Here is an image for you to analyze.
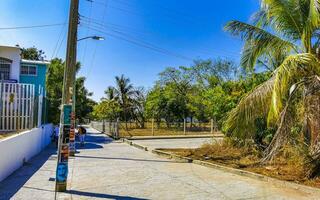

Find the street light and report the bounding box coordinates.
[77,35,105,41]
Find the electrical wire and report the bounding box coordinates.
[0,23,65,30]
[51,21,68,59]
[95,0,207,26]
[81,23,193,61]
[53,29,67,59]
[81,21,240,60]
[85,0,109,79]
[90,0,198,27]
[80,15,240,59]
[113,0,206,25]
[80,0,94,66]
[81,0,241,64]
[81,16,154,37]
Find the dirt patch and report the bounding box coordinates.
[159,142,320,188]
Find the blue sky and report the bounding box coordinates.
[0,0,259,101]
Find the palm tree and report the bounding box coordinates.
[113,75,137,129]
[224,0,320,177]
[104,86,116,100]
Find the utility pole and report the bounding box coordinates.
[55,0,79,192]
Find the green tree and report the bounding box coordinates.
[224,0,320,175]
[92,99,121,121]
[109,75,137,129]
[145,85,167,127]
[20,46,45,60]
[75,77,96,123]
[46,58,94,124]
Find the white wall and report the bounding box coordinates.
[0,46,21,81]
[0,124,53,182]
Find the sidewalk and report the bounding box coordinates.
[1,128,320,199]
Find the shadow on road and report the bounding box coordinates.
[84,134,113,144]
[76,142,104,150]
[0,144,56,199]
[67,190,149,200]
[75,133,113,150]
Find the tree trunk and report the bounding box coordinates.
[304,78,320,178]
[260,103,292,163]
[156,119,160,129]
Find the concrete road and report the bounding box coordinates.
[1,128,320,200]
[131,137,218,150]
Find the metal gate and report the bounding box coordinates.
[0,83,35,131]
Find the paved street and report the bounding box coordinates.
[1,127,320,200]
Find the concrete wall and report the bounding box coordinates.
[0,46,21,81]
[0,124,53,182]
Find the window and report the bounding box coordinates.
[21,64,37,76]
[0,58,11,80]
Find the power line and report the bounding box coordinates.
[51,21,68,59]
[80,16,240,59]
[81,16,154,37]
[90,0,198,28]
[81,23,193,61]
[114,0,205,25]
[0,23,66,30]
[81,21,240,60]
[85,0,109,79]
[80,0,94,65]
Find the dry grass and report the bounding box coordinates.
[118,121,214,137]
[119,128,214,137]
[160,141,320,188]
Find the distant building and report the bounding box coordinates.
[0,45,49,95]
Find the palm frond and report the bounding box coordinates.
[268,53,320,125]
[301,0,320,52]
[308,0,320,27]
[224,21,296,71]
[250,9,269,28]
[224,76,275,138]
[262,0,304,39]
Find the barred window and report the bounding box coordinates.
[0,58,11,80]
[21,64,37,76]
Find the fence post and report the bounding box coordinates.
[184,118,186,135]
[37,86,43,127]
[102,119,105,133]
[116,119,119,139]
[210,118,214,134]
[152,118,154,136]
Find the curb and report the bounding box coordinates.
[123,139,320,194]
[152,149,193,163]
[126,135,224,140]
[123,139,148,151]
[192,160,320,193]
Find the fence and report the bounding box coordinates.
[91,120,119,139]
[91,119,220,138]
[0,83,45,132]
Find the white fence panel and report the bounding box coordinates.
[0,83,35,131]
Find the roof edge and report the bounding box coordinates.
[21,59,50,65]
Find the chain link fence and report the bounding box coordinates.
[91,119,221,138]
